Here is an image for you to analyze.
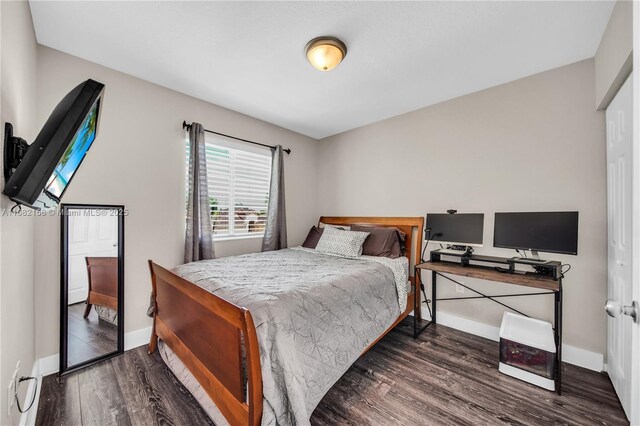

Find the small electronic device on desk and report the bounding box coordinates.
[507,258,563,279]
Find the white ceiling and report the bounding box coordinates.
[29,1,614,139]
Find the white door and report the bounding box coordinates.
[67,210,118,305]
[605,74,638,421]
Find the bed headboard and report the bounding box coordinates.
[318,216,424,277]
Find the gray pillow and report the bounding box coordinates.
[351,224,406,258]
[315,227,369,258]
[302,226,324,249]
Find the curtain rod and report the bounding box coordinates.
[182,121,291,155]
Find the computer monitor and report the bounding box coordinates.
[426,213,484,247]
[493,212,579,256]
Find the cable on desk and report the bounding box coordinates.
[560,264,571,278]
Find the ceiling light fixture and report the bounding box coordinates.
[305,36,347,72]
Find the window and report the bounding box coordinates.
[186,137,272,239]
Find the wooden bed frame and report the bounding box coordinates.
[83,257,119,318]
[148,216,424,426]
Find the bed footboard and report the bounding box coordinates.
[148,260,262,426]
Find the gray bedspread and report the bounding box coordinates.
[169,248,406,426]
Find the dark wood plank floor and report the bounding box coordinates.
[36,319,628,425]
[67,303,118,366]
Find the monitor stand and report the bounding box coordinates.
[513,250,549,265]
[530,250,543,261]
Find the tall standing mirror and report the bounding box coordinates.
[60,204,124,374]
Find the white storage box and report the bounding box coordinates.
[499,312,556,391]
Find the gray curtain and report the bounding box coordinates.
[185,122,215,263]
[261,145,287,251]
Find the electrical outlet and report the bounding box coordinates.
[7,361,20,417]
[455,284,465,294]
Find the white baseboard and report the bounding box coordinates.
[38,354,59,377]
[412,306,605,372]
[125,326,152,351]
[561,344,605,373]
[436,311,500,342]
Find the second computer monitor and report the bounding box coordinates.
[493,211,579,255]
[426,213,484,247]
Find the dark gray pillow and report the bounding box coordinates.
[302,226,324,249]
[351,224,405,258]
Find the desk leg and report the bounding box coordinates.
[416,273,422,322]
[413,268,433,339]
[555,280,563,395]
[432,271,437,324]
[413,267,418,338]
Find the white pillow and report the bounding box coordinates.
[318,222,351,231]
[315,227,369,258]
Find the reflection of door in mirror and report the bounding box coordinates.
[62,205,124,373]
[68,211,118,304]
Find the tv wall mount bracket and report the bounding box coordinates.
[4,123,30,181]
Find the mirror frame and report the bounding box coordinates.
[60,203,125,375]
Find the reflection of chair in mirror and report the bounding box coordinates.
[83,257,118,324]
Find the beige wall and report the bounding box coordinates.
[34,46,319,358]
[595,0,633,110]
[317,59,607,356]
[0,1,37,424]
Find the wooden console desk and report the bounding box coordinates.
[414,261,563,394]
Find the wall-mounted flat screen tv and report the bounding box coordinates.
[3,79,105,210]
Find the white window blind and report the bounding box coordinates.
[186,138,272,239]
